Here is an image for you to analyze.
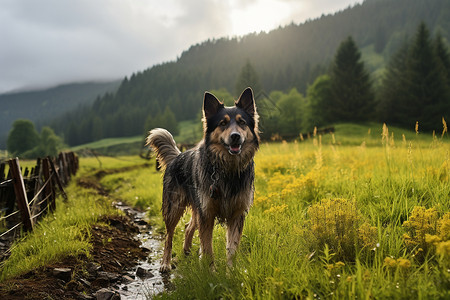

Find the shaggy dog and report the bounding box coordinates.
[146,87,259,272]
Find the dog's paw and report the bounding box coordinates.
[159,263,172,273]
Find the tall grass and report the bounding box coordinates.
[155,125,449,299]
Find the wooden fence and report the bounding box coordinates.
[0,152,78,239]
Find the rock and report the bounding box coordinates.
[52,267,72,282]
[140,246,152,253]
[94,288,121,300]
[75,291,95,300]
[122,275,134,282]
[136,267,155,279]
[87,262,102,274]
[79,278,92,287]
[134,218,148,226]
[97,271,121,283]
[135,266,147,278]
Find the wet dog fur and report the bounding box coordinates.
[146,87,259,272]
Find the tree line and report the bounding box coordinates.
[42,0,450,146]
[6,119,64,158]
[8,21,449,155]
[259,22,449,137]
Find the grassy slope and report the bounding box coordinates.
[70,120,203,156]
[70,121,437,154]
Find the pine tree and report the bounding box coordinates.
[434,31,450,86]
[330,36,375,122]
[378,39,410,125]
[406,22,449,131]
[235,60,262,97]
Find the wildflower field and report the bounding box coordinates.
[1,123,448,299]
[148,123,450,299]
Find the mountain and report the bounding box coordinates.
[0,81,120,148]
[48,0,450,145]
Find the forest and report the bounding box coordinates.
[35,0,450,146]
[0,81,120,148]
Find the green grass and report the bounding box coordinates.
[0,183,117,281]
[0,155,149,281]
[319,122,439,147]
[69,120,203,156]
[71,136,143,152]
[154,125,449,299]
[1,123,449,299]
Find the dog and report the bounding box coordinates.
[146,87,259,273]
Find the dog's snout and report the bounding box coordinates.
[230,132,241,143]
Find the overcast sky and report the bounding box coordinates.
[0,0,361,94]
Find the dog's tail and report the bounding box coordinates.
[146,128,181,169]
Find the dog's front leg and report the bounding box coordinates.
[198,214,215,265]
[226,214,245,267]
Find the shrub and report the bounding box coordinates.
[306,198,377,261]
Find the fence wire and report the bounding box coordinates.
[28,172,54,207]
[0,222,22,239]
[0,210,19,221]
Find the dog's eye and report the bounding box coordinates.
[219,120,228,127]
[238,119,246,126]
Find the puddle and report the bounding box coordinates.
[113,202,173,299]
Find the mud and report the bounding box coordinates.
[0,164,170,299]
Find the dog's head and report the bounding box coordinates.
[202,87,259,166]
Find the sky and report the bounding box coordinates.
[0,0,361,94]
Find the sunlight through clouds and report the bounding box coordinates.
[0,0,360,93]
[229,0,296,35]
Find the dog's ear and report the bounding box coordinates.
[203,92,223,119]
[235,87,255,116]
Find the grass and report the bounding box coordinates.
[0,123,448,299]
[71,136,143,152]
[0,155,149,281]
[153,124,449,299]
[0,183,116,281]
[70,120,203,155]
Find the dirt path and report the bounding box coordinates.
[0,165,166,300]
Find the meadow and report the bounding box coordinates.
[103,123,450,299]
[0,123,449,299]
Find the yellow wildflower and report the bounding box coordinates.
[397,258,411,269]
[384,257,397,268]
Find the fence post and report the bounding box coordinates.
[48,157,68,201]
[42,158,56,212]
[8,158,33,231]
[0,163,5,181]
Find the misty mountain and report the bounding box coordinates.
[0,81,120,148]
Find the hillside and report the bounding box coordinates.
[0,80,120,148]
[48,0,450,146]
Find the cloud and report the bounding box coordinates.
[0,0,359,93]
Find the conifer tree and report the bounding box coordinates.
[405,22,449,131]
[235,60,262,97]
[330,36,375,122]
[434,31,450,86]
[378,39,410,124]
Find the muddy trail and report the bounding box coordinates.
[0,165,171,300]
